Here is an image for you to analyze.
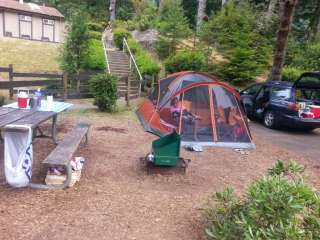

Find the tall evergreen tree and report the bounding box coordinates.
[158,0,191,55]
[60,10,89,91]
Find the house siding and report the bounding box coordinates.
[0,11,3,38]
[4,11,19,37]
[0,9,64,43]
[32,16,42,40]
[54,19,65,43]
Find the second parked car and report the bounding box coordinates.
[240,72,320,130]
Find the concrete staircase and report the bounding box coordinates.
[106,49,140,100]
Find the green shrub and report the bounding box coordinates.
[84,39,106,70]
[205,160,320,240]
[220,47,261,85]
[117,6,134,21]
[88,22,104,32]
[155,37,171,60]
[127,38,142,54]
[88,31,102,40]
[126,20,138,31]
[288,41,320,71]
[89,73,118,112]
[0,95,5,106]
[113,28,132,50]
[136,51,161,76]
[164,50,206,73]
[137,15,152,31]
[281,66,305,81]
[126,37,161,76]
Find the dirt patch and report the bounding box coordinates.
[96,126,128,134]
[0,109,318,240]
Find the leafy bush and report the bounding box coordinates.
[155,37,171,60]
[84,39,106,70]
[0,95,5,106]
[117,7,134,21]
[126,37,161,76]
[164,50,206,73]
[220,47,262,85]
[205,160,320,240]
[281,66,305,81]
[88,22,104,32]
[136,52,161,76]
[113,28,132,49]
[88,30,102,40]
[89,73,118,112]
[288,41,320,72]
[127,38,141,54]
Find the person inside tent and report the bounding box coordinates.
[228,106,249,142]
[213,86,242,141]
[170,97,201,140]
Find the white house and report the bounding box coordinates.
[0,0,65,43]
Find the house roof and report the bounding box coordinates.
[0,0,64,19]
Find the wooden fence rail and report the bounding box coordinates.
[0,64,102,99]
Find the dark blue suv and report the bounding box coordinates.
[240,72,320,130]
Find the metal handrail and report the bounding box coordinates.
[102,31,111,73]
[122,37,143,95]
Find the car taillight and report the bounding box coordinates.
[301,112,315,119]
[288,102,299,111]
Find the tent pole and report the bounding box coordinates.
[209,86,218,142]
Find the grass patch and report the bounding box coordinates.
[0,38,61,73]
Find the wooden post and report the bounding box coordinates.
[126,76,130,107]
[63,72,68,100]
[8,64,13,100]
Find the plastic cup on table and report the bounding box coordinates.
[47,96,53,111]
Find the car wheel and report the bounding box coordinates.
[264,111,278,129]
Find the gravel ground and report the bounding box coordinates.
[0,106,319,240]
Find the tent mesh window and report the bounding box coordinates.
[212,86,251,143]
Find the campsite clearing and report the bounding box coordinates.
[0,101,319,240]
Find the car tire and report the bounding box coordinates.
[264,110,278,129]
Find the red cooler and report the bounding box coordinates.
[310,106,320,118]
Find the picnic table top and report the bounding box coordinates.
[3,101,73,113]
[0,107,57,129]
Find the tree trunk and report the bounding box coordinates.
[266,0,278,21]
[221,0,227,7]
[270,0,298,81]
[196,0,207,31]
[109,0,116,22]
[76,72,80,93]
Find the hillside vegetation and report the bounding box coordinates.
[0,38,61,73]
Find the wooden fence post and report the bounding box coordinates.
[8,64,13,100]
[63,72,68,100]
[126,76,130,107]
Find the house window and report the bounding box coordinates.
[43,19,54,25]
[19,15,32,22]
[21,35,31,40]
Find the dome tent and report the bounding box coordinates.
[137,71,255,149]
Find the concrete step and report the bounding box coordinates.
[110,69,130,73]
[108,65,130,71]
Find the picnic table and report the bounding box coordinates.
[0,101,73,144]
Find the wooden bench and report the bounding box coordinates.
[32,123,90,189]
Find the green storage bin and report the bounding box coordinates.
[152,131,181,166]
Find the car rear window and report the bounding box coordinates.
[271,87,291,100]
